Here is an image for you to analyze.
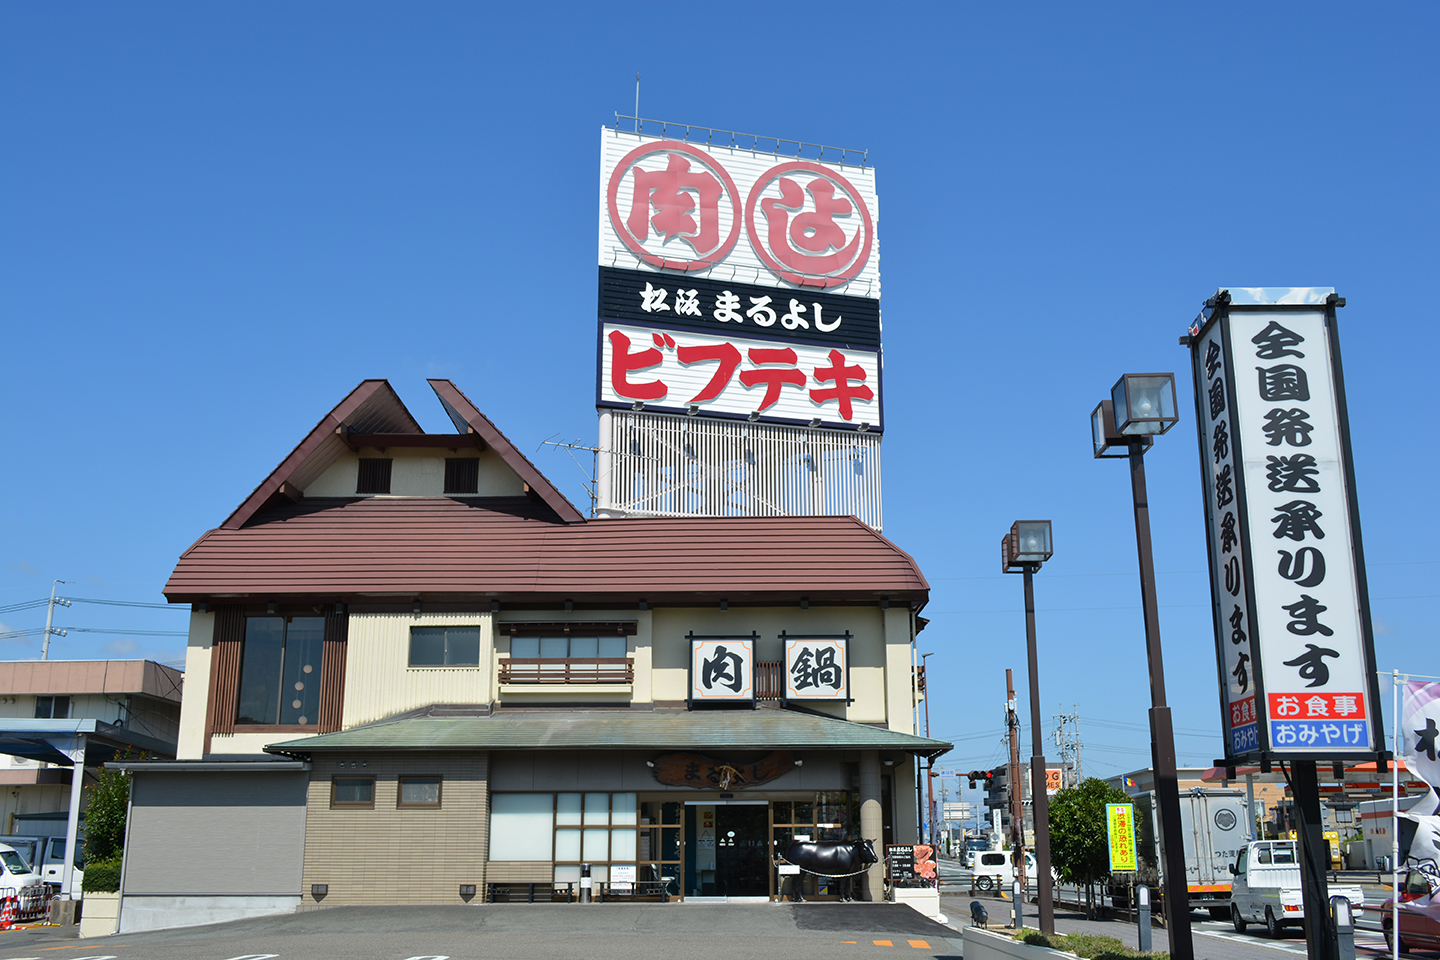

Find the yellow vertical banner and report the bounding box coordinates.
[1106,803,1137,872]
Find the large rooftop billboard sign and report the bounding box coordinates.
[599,129,880,299]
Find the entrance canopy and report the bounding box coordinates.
[0,719,176,767]
[265,708,951,759]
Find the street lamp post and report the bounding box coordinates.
[1092,374,1194,960]
[1003,520,1055,936]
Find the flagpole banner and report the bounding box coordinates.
[1402,681,1440,792]
[1190,291,1383,760]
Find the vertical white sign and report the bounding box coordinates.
[1193,319,1260,757]
[1221,308,1375,753]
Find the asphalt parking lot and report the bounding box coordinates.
[0,902,965,960]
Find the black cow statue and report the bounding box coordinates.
[781,838,878,902]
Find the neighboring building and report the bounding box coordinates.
[0,659,181,895]
[0,660,182,834]
[980,761,1070,844]
[116,379,948,931]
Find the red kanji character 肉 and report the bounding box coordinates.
[739,347,806,412]
[628,154,723,256]
[676,342,742,404]
[608,330,667,401]
[810,349,873,420]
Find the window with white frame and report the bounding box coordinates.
[487,791,638,886]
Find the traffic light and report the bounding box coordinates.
[965,769,995,789]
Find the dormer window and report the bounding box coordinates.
[356,458,393,494]
[444,458,480,495]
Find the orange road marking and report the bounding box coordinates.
[908,941,931,949]
[842,941,858,944]
[873,940,894,947]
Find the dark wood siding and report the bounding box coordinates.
[318,606,348,733]
[205,605,245,744]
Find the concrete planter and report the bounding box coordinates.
[78,890,119,938]
[890,885,943,920]
[963,926,1078,960]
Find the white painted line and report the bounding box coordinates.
[223,955,279,960]
[1195,930,1308,955]
[401,956,451,960]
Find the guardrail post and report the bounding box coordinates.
[1013,879,1023,930]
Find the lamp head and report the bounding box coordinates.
[1110,373,1179,437]
[1002,520,1053,572]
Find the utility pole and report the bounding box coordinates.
[1053,705,1084,786]
[923,652,935,846]
[1006,669,1025,889]
[41,580,69,661]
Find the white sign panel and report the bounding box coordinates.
[609,864,637,884]
[784,637,849,701]
[1196,302,1379,757]
[690,637,754,703]
[1192,319,1261,757]
[600,322,880,429]
[600,129,880,299]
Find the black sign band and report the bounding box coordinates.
[599,266,881,352]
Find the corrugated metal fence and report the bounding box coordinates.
[598,411,882,530]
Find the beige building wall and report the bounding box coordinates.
[343,612,495,727]
[177,610,215,760]
[304,448,524,499]
[300,752,488,906]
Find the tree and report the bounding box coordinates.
[84,758,133,863]
[1048,777,1133,917]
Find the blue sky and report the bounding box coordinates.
[3,3,1436,810]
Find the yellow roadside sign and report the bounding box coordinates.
[1106,803,1137,872]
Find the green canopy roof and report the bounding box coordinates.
[265,709,951,757]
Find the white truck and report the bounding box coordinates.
[1228,839,1364,937]
[1107,788,1248,919]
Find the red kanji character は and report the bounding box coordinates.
[760,177,863,276]
[810,349,874,421]
[628,154,723,257]
[676,342,742,404]
[608,330,667,401]
[739,347,806,412]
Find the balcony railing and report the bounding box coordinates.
[757,660,784,700]
[499,657,634,685]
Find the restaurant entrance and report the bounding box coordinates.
[683,801,770,900]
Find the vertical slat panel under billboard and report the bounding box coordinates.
[599,411,881,530]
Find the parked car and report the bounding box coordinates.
[1379,869,1440,954]
[0,842,50,915]
[1229,839,1364,937]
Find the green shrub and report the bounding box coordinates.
[81,856,121,893]
[1008,927,1169,960]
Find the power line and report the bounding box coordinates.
[66,628,187,637]
[0,599,47,615]
[68,598,181,611]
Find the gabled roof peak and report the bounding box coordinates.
[221,379,583,530]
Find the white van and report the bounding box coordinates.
[970,849,1038,891]
[1229,839,1363,937]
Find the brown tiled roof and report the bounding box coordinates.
[163,496,928,604]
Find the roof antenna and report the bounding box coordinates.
[634,73,640,133]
